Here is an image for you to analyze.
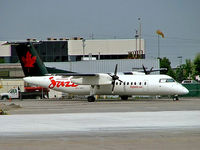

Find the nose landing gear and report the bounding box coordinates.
[173,95,179,101]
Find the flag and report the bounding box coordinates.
[156,30,164,38]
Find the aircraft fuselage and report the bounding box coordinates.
[23,74,189,96]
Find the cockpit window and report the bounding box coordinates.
[159,78,175,83]
[166,79,175,82]
[159,79,166,83]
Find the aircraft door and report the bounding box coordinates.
[143,79,150,94]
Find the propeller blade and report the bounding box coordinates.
[142,64,148,75]
[111,81,115,93]
[114,64,118,75]
[112,64,119,93]
[118,79,123,83]
[149,67,154,74]
[110,64,123,93]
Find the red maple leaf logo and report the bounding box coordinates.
[22,51,36,68]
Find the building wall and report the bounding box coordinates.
[0,63,24,78]
[0,41,11,57]
[68,39,145,55]
[0,79,24,93]
[1,39,145,62]
[45,59,159,74]
[0,41,11,63]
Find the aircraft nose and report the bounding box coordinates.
[178,86,189,95]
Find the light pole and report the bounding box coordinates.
[138,18,142,54]
[135,30,139,58]
[82,39,86,60]
[177,56,182,67]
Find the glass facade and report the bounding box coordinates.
[10,41,68,63]
[8,39,145,63]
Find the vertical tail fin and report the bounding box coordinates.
[14,42,48,76]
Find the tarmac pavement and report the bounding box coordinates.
[0,98,200,150]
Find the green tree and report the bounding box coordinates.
[160,57,175,79]
[193,53,200,77]
[160,57,171,74]
[175,66,185,82]
[167,68,176,79]
[182,59,193,79]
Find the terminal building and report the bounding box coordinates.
[0,37,158,79]
[0,38,145,63]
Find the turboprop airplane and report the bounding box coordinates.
[4,42,189,102]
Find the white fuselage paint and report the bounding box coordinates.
[23,74,189,96]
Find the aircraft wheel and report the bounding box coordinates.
[87,96,95,102]
[173,96,179,101]
[120,96,128,100]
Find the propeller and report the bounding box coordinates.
[109,64,123,93]
[142,65,153,75]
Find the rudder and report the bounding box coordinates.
[15,42,48,76]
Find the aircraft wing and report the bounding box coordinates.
[134,68,167,74]
[147,68,167,72]
[57,73,97,76]
[57,73,112,85]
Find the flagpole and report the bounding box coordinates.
[156,30,164,59]
[158,34,160,59]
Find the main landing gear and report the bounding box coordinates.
[88,85,96,102]
[120,96,128,100]
[87,64,123,102]
[87,96,95,102]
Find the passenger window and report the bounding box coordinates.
[139,82,141,85]
[134,82,136,85]
[144,82,146,85]
[124,82,126,85]
[127,82,129,85]
[131,82,133,85]
[116,82,118,85]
